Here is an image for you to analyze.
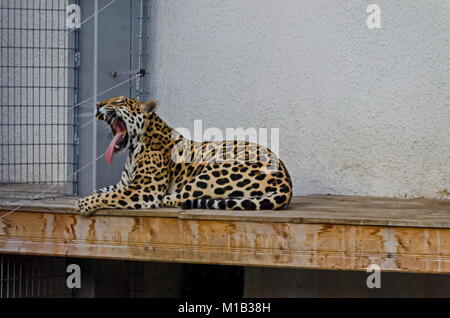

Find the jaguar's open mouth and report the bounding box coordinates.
[105,116,128,164]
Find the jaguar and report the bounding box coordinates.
[77,96,293,215]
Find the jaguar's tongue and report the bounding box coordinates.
[105,121,126,165]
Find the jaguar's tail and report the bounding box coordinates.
[180,191,292,211]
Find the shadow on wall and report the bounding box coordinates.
[244,267,450,298]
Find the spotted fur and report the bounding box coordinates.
[77,96,293,216]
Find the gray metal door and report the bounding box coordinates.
[76,0,148,196]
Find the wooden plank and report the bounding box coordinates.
[178,195,450,228]
[2,210,450,273]
[0,197,181,217]
[0,197,78,213]
[292,196,450,210]
[1,195,449,228]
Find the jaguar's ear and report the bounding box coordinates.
[141,99,158,113]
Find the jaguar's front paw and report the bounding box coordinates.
[76,197,97,216]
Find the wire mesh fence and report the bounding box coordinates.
[0,254,72,298]
[0,253,149,298]
[0,0,79,195]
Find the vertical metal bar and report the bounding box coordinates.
[137,0,148,101]
[12,260,15,298]
[129,0,133,97]
[44,0,48,185]
[0,256,3,298]
[30,259,33,297]
[31,0,36,184]
[73,4,79,195]
[92,0,99,193]
[4,2,9,182]
[47,0,51,184]
[67,0,79,196]
[13,1,17,184]
[55,0,59,185]
[38,0,42,183]
[25,257,28,297]
[10,3,14,183]
[58,0,62,186]
[37,257,40,297]
[18,5,22,184]
[0,5,3,183]
[25,0,29,183]
[50,0,52,184]
[42,257,46,296]
[19,261,22,298]
[6,2,11,183]
[137,0,143,99]
[6,257,9,298]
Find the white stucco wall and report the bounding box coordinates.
[148,0,450,199]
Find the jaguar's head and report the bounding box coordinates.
[95,96,158,164]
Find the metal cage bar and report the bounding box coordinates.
[0,254,148,298]
[0,254,71,298]
[0,0,79,195]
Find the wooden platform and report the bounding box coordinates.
[1,195,450,273]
